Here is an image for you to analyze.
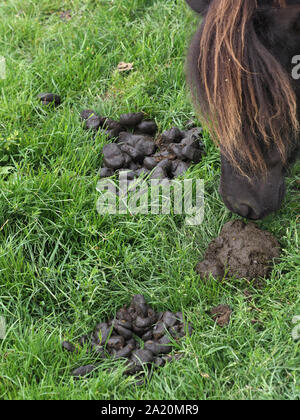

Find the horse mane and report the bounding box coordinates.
[187,0,299,175]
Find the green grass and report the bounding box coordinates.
[0,0,299,400]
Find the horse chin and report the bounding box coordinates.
[219,155,286,220]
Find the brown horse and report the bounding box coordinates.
[186,0,300,219]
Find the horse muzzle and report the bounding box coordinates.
[219,155,286,220]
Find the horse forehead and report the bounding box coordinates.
[286,0,300,4]
[266,4,300,25]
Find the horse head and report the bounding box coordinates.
[186,0,300,219]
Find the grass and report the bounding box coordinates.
[0,0,299,400]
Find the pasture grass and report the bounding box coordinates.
[0,0,299,400]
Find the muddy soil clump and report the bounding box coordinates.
[196,221,280,282]
[211,305,232,327]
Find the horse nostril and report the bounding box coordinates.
[236,204,250,218]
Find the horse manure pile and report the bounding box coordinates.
[62,295,193,381]
[37,93,204,179]
[37,93,62,106]
[80,110,205,180]
[196,221,281,283]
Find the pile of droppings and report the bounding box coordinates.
[37,92,61,106]
[196,220,281,283]
[62,295,193,381]
[80,110,205,181]
[36,94,205,179]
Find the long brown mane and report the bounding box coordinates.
[188,0,299,175]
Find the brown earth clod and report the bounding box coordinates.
[196,220,281,283]
[211,305,232,327]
